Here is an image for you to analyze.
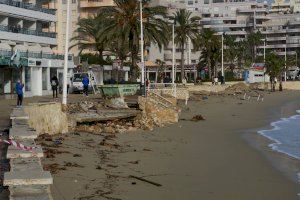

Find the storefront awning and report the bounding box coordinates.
[0,42,12,51]
[13,44,28,52]
[41,46,53,54]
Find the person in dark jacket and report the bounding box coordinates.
[51,75,59,98]
[15,80,24,106]
[82,75,89,96]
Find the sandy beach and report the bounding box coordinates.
[30,90,300,200]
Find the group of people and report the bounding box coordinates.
[15,74,90,106]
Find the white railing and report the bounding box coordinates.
[147,83,177,98]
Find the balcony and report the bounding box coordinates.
[0,49,73,60]
[0,25,56,45]
[80,0,115,8]
[0,0,56,22]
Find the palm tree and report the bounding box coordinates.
[70,15,108,63]
[247,31,263,62]
[173,9,201,82]
[99,0,169,80]
[224,35,237,72]
[265,52,284,91]
[197,28,220,79]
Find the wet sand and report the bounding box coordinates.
[38,91,300,200]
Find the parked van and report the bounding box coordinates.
[71,72,91,93]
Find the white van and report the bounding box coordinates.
[71,72,91,93]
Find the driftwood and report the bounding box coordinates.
[129,175,162,187]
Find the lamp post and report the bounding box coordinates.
[172,22,176,97]
[221,32,224,77]
[139,0,145,96]
[62,0,71,105]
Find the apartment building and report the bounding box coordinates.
[147,0,201,81]
[191,0,300,62]
[0,0,75,96]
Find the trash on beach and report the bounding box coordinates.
[128,160,139,164]
[129,175,162,187]
[191,115,206,121]
[73,154,82,157]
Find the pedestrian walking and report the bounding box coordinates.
[82,75,89,96]
[51,75,59,98]
[15,80,24,106]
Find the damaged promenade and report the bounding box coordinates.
[1,82,299,200]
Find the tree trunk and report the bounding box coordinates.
[279,75,283,91]
[180,42,185,83]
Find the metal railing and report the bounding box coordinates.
[0,0,56,15]
[0,48,73,60]
[0,24,56,38]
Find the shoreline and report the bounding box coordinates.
[38,90,300,200]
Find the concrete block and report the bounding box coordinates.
[7,145,43,159]
[4,171,53,186]
[10,185,53,200]
[9,127,38,139]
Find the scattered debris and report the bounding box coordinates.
[128,160,139,164]
[73,154,82,157]
[129,175,162,187]
[191,115,206,121]
[43,163,66,174]
[64,162,83,168]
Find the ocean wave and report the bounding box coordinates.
[258,111,300,160]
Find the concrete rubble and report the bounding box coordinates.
[4,107,53,200]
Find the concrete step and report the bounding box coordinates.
[10,185,53,200]
[12,119,29,126]
[10,108,29,120]
[10,158,43,171]
[7,145,43,159]
[9,127,38,140]
[4,170,53,186]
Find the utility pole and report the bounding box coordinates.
[62,0,71,105]
[221,32,224,77]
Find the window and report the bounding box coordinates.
[62,22,66,28]
[72,22,76,29]
[72,0,76,3]
[72,10,76,17]
[63,10,66,16]
[42,68,47,90]
[25,67,31,91]
[62,0,66,4]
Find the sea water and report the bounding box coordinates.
[258,112,300,160]
[258,111,300,184]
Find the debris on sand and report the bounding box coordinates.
[43,163,66,174]
[224,82,250,95]
[129,175,162,187]
[73,154,82,157]
[191,115,206,121]
[64,162,84,168]
[128,160,139,164]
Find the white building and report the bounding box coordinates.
[0,0,75,97]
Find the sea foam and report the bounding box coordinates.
[258,111,300,160]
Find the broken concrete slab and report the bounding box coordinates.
[73,109,140,123]
[9,127,38,140]
[7,145,43,159]
[10,185,53,200]
[4,171,53,186]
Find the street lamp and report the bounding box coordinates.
[172,22,176,97]
[139,0,145,96]
[221,32,224,77]
[62,0,71,105]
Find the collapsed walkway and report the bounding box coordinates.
[4,108,53,200]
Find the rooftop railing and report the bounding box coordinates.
[0,0,56,15]
[0,24,56,38]
[0,49,73,60]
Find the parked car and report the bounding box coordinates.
[287,67,300,80]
